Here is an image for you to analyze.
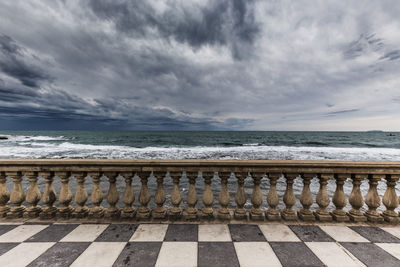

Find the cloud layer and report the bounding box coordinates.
[0,0,399,130]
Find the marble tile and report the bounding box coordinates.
[113,242,162,267]
[0,225,19,236]
[228,224,266,242]
[60,224,108,242]
[270,242,324,267]
[27,242,90,267]
[199,242,239,267]
[375,243,400,261]
[198,225,231,242]
[70,242,126,267]
[130,224,168,242]
[234,242,282,267]
[319,226,369,242]
[25,224,78,242]
[164,224,198,241]
[0,225,48,243]
[350,226,400,243]
[0,242,55,267]
[289,225,334,242]
[341,242,400,267]
[155,242,197,267]
[258,224,300,242]
[380,227,400,240]
[0,243,18,256]
[95,224,138,242]
[306,242,365,266]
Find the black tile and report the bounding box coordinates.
[228,224,266,242]
[289,225,334,242]
[113,242,162,267]
[0,243,19,256]
[270,242,324,267]
[164,224,198,241]
[95,224,138,242]
[27,242,90,267]
[198,242,240,267]
[25,224,79,242]
[0,225,19,236]
[349,226,400,243]
[341,242,400,267]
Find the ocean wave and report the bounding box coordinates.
[1,135,71,142]
[0,140,399,160]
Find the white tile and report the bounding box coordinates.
[319,226,369,242]
[130,224,168,242]
[234,242,282,267]
[155,242,197,267]
[258,224,300,242]
[198,224,231,242]
[60,224,108,242]
[0,242,55,267]
[376,243,400,260]
[70,242,126,267]
[0,224,48,242]
[306,242,365,267]
[381,227,400,239]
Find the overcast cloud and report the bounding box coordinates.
[0,0,399,130]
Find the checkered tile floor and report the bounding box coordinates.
[1,223,400,267]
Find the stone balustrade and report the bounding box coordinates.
[0,159,400,223]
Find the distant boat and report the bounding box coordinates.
[387,133,396,136]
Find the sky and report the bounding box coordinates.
[0,0,400,131]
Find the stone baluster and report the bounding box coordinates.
[153,172,167,219]
[382,174,399,223]
[331,174,350,221]
[314,174,332,221]
[0,171,10,217]
[137,171,151,219]
[169,172,183,220]
[121,172,136,218]
[88,172,104,218]
[184,171,198,220]
[105,173,120,218]
[218,172,231,220]
[298,173,315,221]
[39,172,57,219]
[24,171,41,218]
[6,172,25,218]
[250,172,264,221]
[281,173,297,220]
[73,172,89,218]
[201,172,214,219]
[234,172,247,220]
[365,174,384,222]
[348,174,367,222]
[266,173,280,221]
[57,172,73,219]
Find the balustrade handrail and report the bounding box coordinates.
[1,159,400,173]
[0,159,400,223]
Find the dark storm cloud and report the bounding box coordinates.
[0,0,400,131]
[89,0,259,59]
[0,34,50,88]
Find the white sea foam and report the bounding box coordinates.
[1,135,70,142]
[0,136,400,160]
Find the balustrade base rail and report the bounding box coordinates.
[1,159,400,223]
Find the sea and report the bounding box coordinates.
[0,131,399,211]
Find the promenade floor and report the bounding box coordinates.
[1,222,400,266]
